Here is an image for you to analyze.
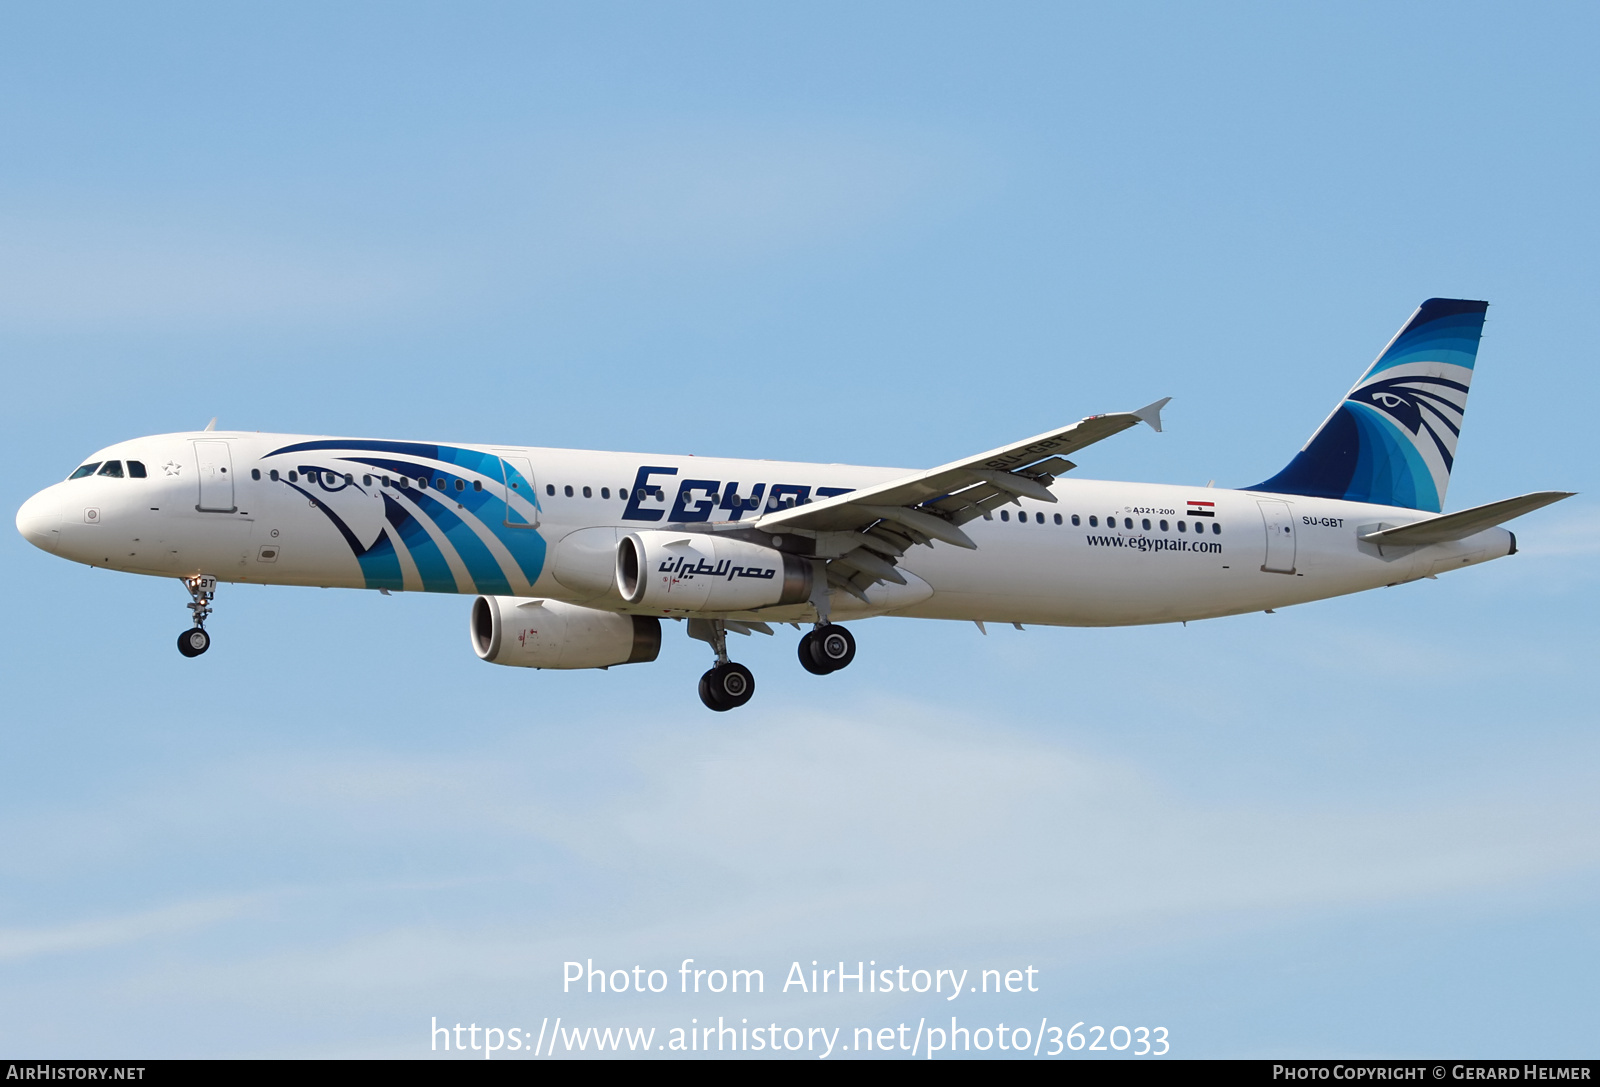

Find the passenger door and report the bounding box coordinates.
[193,440,236,512]
[1257,499,1297,574]
[500,456,540,528]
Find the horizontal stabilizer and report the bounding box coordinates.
[1358,491,1575,547]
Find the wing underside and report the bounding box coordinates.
[740,399,1169,603]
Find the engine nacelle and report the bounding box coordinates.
[617,531,811,613]
[471,596,661,670]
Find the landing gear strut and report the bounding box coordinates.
[798,623,855,675]
[177,575,216,658]
[695,619,755,712]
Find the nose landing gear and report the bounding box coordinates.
[798,623,855,675]
[177,575,216,658]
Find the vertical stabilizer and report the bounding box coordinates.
[1249,298,1488,512]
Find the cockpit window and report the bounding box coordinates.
[97,461,124,478]
[68,462,102,480]
[127,460,147,478]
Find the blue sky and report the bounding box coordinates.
[2,2,1597,1058]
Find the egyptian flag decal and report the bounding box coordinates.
[1187,500,1216,518]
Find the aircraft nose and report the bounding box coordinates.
[15,490,62,553]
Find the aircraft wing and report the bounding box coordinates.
[747,398,1169,601]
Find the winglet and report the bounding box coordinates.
[1132,397,1171,433]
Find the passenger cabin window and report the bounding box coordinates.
[363,474,372,486]
[1141,518,1150,530]
[1212,522,1221,534]
[435,478,446,491]
[546,484,555,496]
[601,487,611,499]
[473,480,482,491]
[619,488,629,500]
[1055,514,1063,525]
[564,485,574,497]
[1000,510,1010,521]
[455,479,465,491]
[1088,515,1097,527]
[1070,514,1079,526]
[252,469,261,480]
[582,486,592,498]
[1159,519,1168,531]
[69,462,102,480]
[1177,520,1186,532]
[127,461,147,478]
[97,461,124,478]
[1036,512,1044,524]
[270,469,280,481]
[288,471,299,482]
[1124,517,1133,529]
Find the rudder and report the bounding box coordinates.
[1249,298,1488,512]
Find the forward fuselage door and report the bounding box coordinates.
[1257,499,1296,574]
[193,440,237,512]
[500,456,540,528]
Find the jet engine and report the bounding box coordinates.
[617,531,811,612]
[471,596,661,670]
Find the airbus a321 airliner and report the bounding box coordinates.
[15,299,1573,710]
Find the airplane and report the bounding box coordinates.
[14,298,1573,711]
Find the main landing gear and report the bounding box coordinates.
[798,623,855,675]
[695,619,755,712]
[177,575,216,658]
[689,619,856,710]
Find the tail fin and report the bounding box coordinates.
[1249,298,1488,512]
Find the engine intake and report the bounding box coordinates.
[617,531,811,612]
[471,596,661,670]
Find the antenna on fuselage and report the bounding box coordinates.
[204,417,217,432]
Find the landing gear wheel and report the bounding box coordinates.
[797,631,831,675]
[698,662,755,711]
[177,627,210,657]
[801,624,855,674]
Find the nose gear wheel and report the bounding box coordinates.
[177,575,216,658]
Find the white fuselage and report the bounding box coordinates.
[16,431,1514,627]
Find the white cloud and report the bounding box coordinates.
[515,126,968,273]
[0,895,253,961]
[0,125,978,330]
[533,704,1600,946]
[27,699,1594,963]
[6,697,1595,1045]
[1509,503,1600,558]
[0,218,433,328]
